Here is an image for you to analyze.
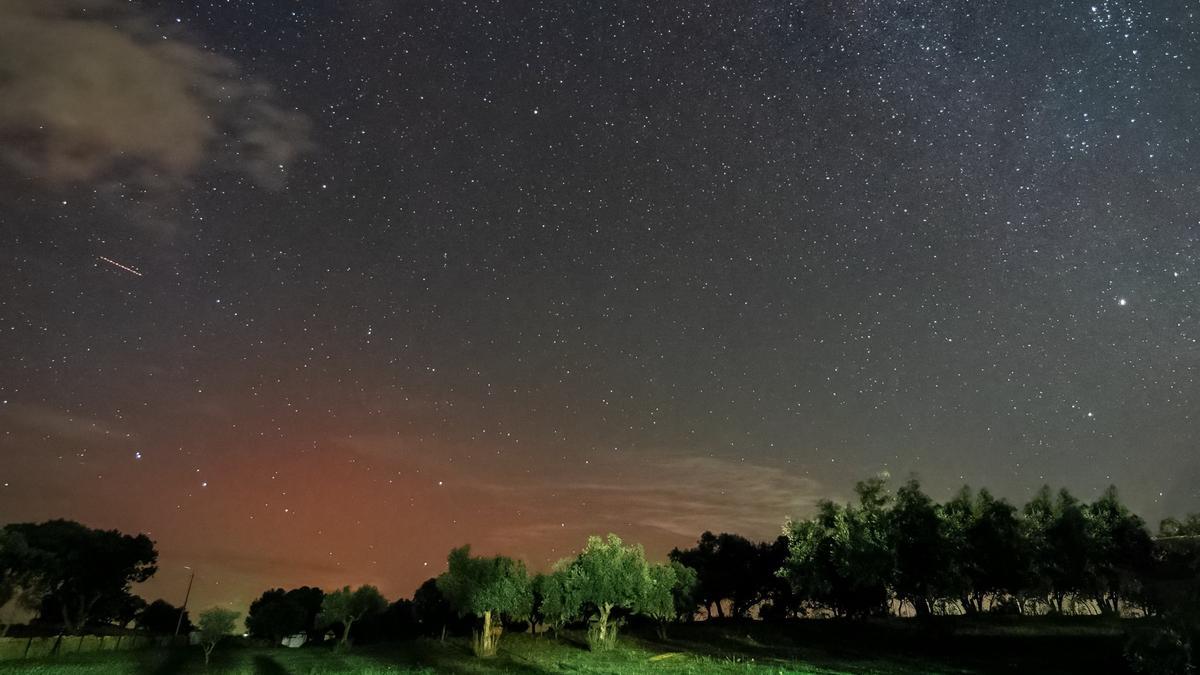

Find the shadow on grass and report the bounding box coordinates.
[253,655,289,675]
[135,647,194,675]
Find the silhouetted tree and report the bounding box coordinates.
[138,599,191,635]
[3,520,157,633]
[889,479,949,617]
[436,546,532,657]
[412,578,454,640]
[246,587,324,643]
[354,598,417,644]
[1086,486,1154,615]
[319,585,386,650]
[669,532,761,618]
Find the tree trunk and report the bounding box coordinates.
[340,617,354,649]
[595,603,614,647]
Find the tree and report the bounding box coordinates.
[1030,488,1092,614]
[319,585,386,650]
[412,578,454,641]
[889,478,949,617]
[535,569,572,639]
[669,532,761,618]
[197,607,238,666]
[436,546,532,657]
[1086,485,1154,615]
[139,599,191,635]
[1160,514,1200,537]
[3,520,157,633]
[247,587,324,643]
[559,534,668,650]
[0,529,46,636]
[781,477,894,618]
[640,563,681,639]
[667,561,699,622]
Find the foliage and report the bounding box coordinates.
[555,534,671,651]
[412,578,455,639]
[137,598,191,635]
[320,585,387,650]
[436,546,532,656]
[2,520,157,633]
[781,477,894,618]
[197,607,239,665]
[246,586,324,643]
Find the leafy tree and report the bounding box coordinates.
[246,587,324,643]
[138,599,191,635]
[889,478,950,617]
[436,546,532,657]
[669,532,760,618]
[782,477,894,618]
[196,607,238,665]
[1086,486,1154,615]
[940,487,1026,614]
[3,520,157,633]
[667,561,699,622]
[559,534,670,650]
[535,568,572,639]
[412,578,454,641]
[640,563,682,639]
[319,585,386,650]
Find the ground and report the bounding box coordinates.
[0,618,1131,674]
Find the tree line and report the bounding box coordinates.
[0,477,1197,667]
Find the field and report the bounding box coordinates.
[0,618,1131,675]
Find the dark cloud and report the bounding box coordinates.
[0,0,309,193]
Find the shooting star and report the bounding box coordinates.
[97,256,144,277]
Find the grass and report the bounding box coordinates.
[0,617,1132,675]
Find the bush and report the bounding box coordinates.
[1124,624,1192,675]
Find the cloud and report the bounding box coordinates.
[486,455,827,542]
[0,0,309,192]
[0,404,131,444]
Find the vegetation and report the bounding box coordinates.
[435,546,532,657]
[320,586,387,650]
[0,476,1196,672]
[196,607,238,665]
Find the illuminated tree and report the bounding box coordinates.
[560,534,666,650]
[436,546,532,657]
[197,607,239,665]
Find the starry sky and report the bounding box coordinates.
[1,0,1198,611]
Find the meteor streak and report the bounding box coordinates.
[97,256,143,277]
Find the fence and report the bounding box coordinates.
[0,634,184,661]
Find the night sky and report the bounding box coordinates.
[2,0,1198,612]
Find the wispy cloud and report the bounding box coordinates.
[0,404,131,444]
[0,0,310,225]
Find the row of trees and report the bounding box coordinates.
[2,480,1197,665]
[779,478,1186,620]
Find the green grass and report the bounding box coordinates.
[0,618,1132,675]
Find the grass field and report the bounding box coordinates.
[0,618,1132,675]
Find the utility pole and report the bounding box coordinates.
[174,567,194,638]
